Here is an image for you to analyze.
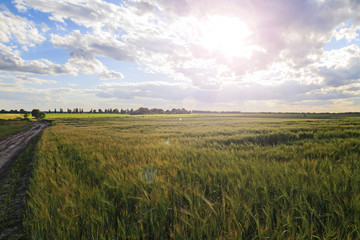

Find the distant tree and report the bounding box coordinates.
[31,109,46,119]
[19,109,26,114]
[150,108,165,114]
[98,109,103,113]
[60,108,63,113]
[54,108,57,113]
[179,108,190,114]
[113,108,119,114]
[0,109,6,113]
[31,109,41,118]
[132,107,150,115]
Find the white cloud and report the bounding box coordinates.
[316,44,360,86]
[67,49,105,74]
[333,24,360,42]
[0,74,56,85]
[44,0,358,86]
[51,37,125,79]
[0,5,45,46]
[99,70,124,80]
[0,6,78,76]
[3,0,360,111]
[50,30,132,62]
[14,75,56,84]
[0,43,76,75]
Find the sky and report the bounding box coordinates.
[1,0,360,112]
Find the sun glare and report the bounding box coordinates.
[201,16,253,59]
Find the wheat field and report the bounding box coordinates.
[24,114,360,239]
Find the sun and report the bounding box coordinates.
[200,15,253,59]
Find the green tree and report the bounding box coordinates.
[31,109,46,119]
[31,109,41,118]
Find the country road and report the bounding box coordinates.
[0,121,50,176]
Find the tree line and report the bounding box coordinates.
[1,107,191,115]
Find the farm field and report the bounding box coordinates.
[23,114,360,239]
[0,114,26,120]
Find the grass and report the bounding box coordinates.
[23,114,360,239]
[0,119,33,140]
[0,136,38,239]
[0,114,26,120]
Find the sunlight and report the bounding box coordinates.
[201,15,253,59]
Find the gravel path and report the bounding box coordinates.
[0,121,50,176]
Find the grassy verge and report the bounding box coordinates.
[0,120,33,140]
[24,115,360,239]
[0,136,38,239]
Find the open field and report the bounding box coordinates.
[0,114,26,120]
[23,114,360,239]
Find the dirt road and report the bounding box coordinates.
[0,121,50,176]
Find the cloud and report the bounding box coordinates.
[13,74,56,84]
[96,76,360,109]
[51,30,132,61]
[14,0,113,26]
[42,0,359,86]
[99,70,124,80]
[67,48,105,74]
[0,6,77,76]
[95,80,319,103]
[0,43,76,75]
[3,0,360,110]
[316,44,360,86]
[333,24,360,42]
[0,5,45,46]
[52,38,125,79]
